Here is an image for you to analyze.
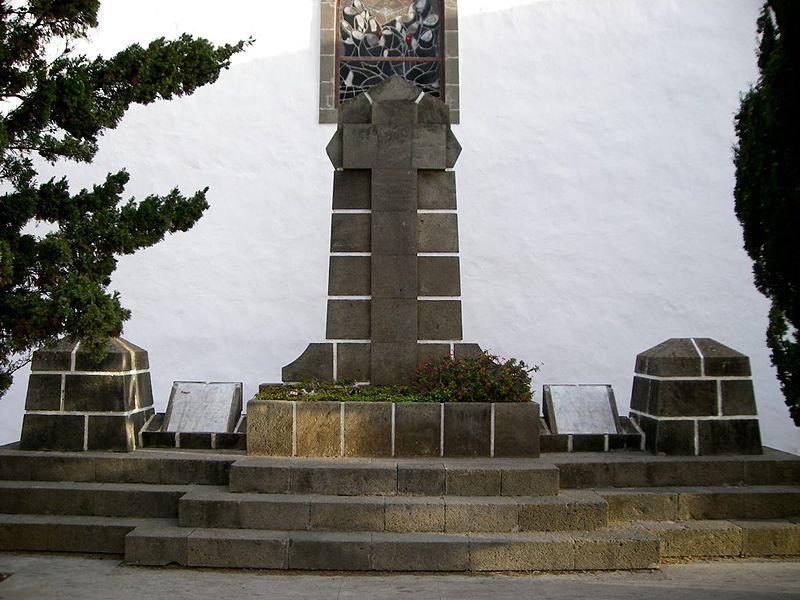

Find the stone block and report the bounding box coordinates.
[371,342,418,386]
[416,343,451,368]
[556,461,614,489]
[188,529,288,569]
[600,490,680,523]
[343,402,392,457]
[445,497,518,533]
[721,380,757,415]
[337,343,370,382]
[645,521,743,558]
[649,379,718,417]
[418,170,457,210]
[540,434,569,453]
[289,532,371,570]
[246,400,293,456]
[635,338,702,377]
[445,466,500,495]
[237,498,310,530]
[20,413,85,452]
[63,374,127,412]
[328,256,370,296]
[572,530,660,570]
[417,94,450,125]
[734,520,800,556]
[629,376,651,413]
[87,415,134,451]
[371,533,470,571]
[517,492,607,532]
[332,170,371,209]
[326,128,344,168]
[24,374,62,410]
[453,343,483,360]
[372,100,418,126]
[291,464,396,496]
[469,533,575,571]
[372,169,416,212]
[397,462,446,495]
[694,338,752,376]
[296,401,341,457]
[500,466,560,496]
[330,213,370,252]
[443,403,490,457]
[372,255,417,299]
[371,299,417,342]
[177,432,211,449]
[377,127,413,168]
[494,402,540,457]
[445,129,461,167]
[229,460,291,493]
[417,213,459,253]
[309,498,384,531]
[215,433,245,450]
[343,124,377,169]
[30,339,74,371]
[338,93,372,125]
[282,343,334,383]
[418,256,460,297]
[649,418,697,455]
[125,526,189,566]
[74,338,149,371]
[412,125,447,169]
[326,300,370,340]
[369,76,422,102]
[698,419,762,455]
[572,435,606,452]
[385,497,445,532]
[371,211,416,255]
[418,300,463,341]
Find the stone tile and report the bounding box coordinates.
[734,520,800,556]
[571,435,606,452]
[417,213,458,253]
[385,497,445,532]
[517,492,606,532]
[330,213,371,252]
[326,300,370,340]
[645,520,743,558]
[412,125,447,169]
[469,533,574,571]
[445,128,461,167]
[695,338,752,376]
[651,418,697,455]
[418,300,462,341]
[445,466,500,495]
[372,211,417,256]
[310,498,384,531]
[453,343,482,360]
[333,170,371,209]
[337,343,370,382]
[87,415,134,451]
[721,380,757,416]
[377,127,413,168]
[417,95,450,125]
[494,402,540,457]
[24,374,62,411]
[445,497,518,533]
[373,100,418,126]
[126,526,189,566]
[635,338,702,377]
[63,374,128,412]
[443,404,491,457]
[416,343,451,368]
[30,339,75,371]
[629,376,651,413]
[188,529,288,569]
[600,489,680,523]
[290,532,372,570]
[328,255,370,296]
[371,299,416,342]
[246,400,293,456]
[295,401,341,457]
[649,379,718,417]
[343,124,377,168]
[282,343,334,383]
[372,255,417,299]
[20,413,86,452]
[572,529,660,569]
[371,342,418,386]
[698,419,762,455]
[393,403,442,459]
[291,464,396,496]
[397,461,446,494]
[500,466,560,496]
[338,93,372,125]
[418,170,457,209]
[369,76,421,102]
[372,169,416,212]
[371,533,470,571]
[418,256,460,297]
[343,402,392,457]
[326,128,343,168]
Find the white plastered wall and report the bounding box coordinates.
[1,0,797,454]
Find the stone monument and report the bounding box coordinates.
[283,76,481,385]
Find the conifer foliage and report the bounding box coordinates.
[734,1,799,425]
[0,1,247,397]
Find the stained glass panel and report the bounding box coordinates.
[337,0,443,103]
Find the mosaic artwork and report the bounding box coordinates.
[338,0,442,101]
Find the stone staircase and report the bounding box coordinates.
[0,448,798,571]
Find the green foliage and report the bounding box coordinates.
[0,1,250,397]
[734,1,799,425]
[257,352,539,404]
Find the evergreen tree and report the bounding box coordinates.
[734,0,799,425]
[0,1,248,397]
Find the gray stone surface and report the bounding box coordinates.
[371,300,417,342]
[337,343,371,382]
[721,380,758,415]
[416,343,451,367]
[326,300,371,339]
[246,399,293,456]
[343,402,392,457]
[694,338,752,376]
[418,256,461,296]
[418,300,463,341]
[635,338,702,377]
[649,379,718,417]
[342,125,377,169]
[371,255,417,299]
[371,533,470,571]
[453,343,483,360]
[377,127,413,168]
[698,419,762,455]
[371,342,418,386]
[295,401,341,458]
[330,213,371,252]
[544,385,619,435]
[373,100,418,127]
[20,414,86,452]
[412,125,447,169]
[418,170,456,209]
[328,255,370,296]
[332,169,371,209]
[372,169,416,211]
[443,403,491,456]
[189,529,288,569]
[325,128,343,168]
[23,374,62,411]
[395,402,441,458]
[282,344,334,383]
[384,497,446,532]
[289,532,371,570]
[517,492,607,532]
[164,382,242,434]
[417,213,459,252]
[494,402,540,457]
[371,211,416,255]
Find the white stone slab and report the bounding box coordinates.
[164,381,243,433]
[546,385,618,434]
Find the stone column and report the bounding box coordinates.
[283,76,481,386]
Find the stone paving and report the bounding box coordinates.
[0,552,798,599]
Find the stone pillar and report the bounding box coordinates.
[629,338,762,455]
[19,338,155,452]
[283,76,482,386]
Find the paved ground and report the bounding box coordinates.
[0,553,797,599]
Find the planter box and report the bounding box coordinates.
[246,400,540,458]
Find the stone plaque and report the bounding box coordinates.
[164,381,243,433]
[544,385,620,435]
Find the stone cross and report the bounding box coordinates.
[283,76,480,385]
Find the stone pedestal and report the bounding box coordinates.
[20,338,155,452]
[282,76,482,386]
[629,338,762,455]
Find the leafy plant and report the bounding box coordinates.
[734,0,799,425]
[0,1,250,397]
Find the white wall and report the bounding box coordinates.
[2,0,797,454]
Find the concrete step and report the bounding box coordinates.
[638,519,800,559]
[543,448,800,489]
[178,488,607,533]
[0,480,194,518]
[0,513,174,554]
[228,457,560,497]
[125,524,660,571]
[597,486,800,522]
